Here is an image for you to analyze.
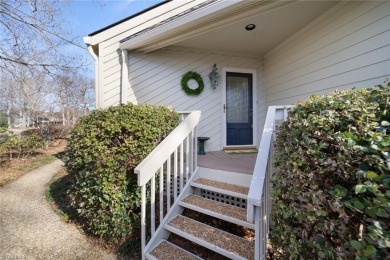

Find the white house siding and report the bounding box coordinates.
[127,47,264,152]
[263,1,390,110]
[99,41,121,107]
[94,1,204,108]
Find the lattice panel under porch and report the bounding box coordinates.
[200,189,247,209]
[163,173,188,195]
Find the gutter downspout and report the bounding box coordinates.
[121,49,130,104]
[86,44,100,109]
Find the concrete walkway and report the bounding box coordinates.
[0,160,116,260]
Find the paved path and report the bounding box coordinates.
[0,160,116,260]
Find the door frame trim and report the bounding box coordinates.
[221,67,257,149]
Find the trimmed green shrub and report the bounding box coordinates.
[64,103,179,242]
[0,116,7,133]
[0,135,43,159]
[272,85,390,259]
[21,125,69,140]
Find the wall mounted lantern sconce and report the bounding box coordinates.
[208,64,220,89]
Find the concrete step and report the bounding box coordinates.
[165,215,254,260]
[191,178,248,200]
[147,240,202,260]
[180,195,254,229]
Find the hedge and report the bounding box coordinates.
[64,103,179,242]
[0,135,43,160]
[271,84,390,259]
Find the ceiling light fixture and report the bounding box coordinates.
[245,24,256,31]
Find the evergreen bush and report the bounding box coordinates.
[64,103,179,242]
[0,135,43,159]
[271,84,390,259]
[0,115,7,133]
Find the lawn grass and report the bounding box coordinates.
[16,155,57,171]
[0,154,58,187]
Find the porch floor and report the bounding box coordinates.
[197,151,257,175]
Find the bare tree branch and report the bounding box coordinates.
[0,55,75,69]
[0,0,86,74]
[0,0,94,129]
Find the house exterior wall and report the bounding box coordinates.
[93,1,204,108]
[263,1,390,111]
[127,47,264,151]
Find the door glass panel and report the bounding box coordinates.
[226,76,249,124]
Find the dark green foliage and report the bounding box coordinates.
[0,135,43,160]
[21,125,69,140]
[272,85,390,259]
[0,115,7,131]
[64,103,179,243]
[181,71,204,96]
[46,172,77,221]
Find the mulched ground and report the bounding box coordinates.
[0,139,66,187]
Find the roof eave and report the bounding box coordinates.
[84,1,193,46]
[88,1,171,37]
[119,0,242,52]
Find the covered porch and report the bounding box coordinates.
[120,1,338,152]
[198,150,257,175]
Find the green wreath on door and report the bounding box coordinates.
[181,71,204,96]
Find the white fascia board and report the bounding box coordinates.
[83,36,92,45]
[86,1,195,46]
[119,0,241,51]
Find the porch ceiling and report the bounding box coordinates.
[173,1,337,56]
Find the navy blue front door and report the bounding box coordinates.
[226,72,253,146]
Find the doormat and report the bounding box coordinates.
[224,149,257,154]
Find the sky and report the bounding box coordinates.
[63,0,163,76]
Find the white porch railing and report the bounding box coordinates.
[134,110,201,259]
[247,105,293,259]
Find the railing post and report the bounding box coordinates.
[141,185,146,260]
[189,130,194,175]
[179,142,184,191]
[261,197,266,259]
[151,175,155,236]
[194,126,198,168]
[159,165,164,222]
[174,149,178,201]
[267,137,273,234]
[186,135,190,181]
[167,155,171,209]
[255,206,261,260]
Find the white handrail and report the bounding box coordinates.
[135,111,201,186]
[247,105,292,259]
[134,110,201,259]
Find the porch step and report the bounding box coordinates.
[180,195,254,229]
[147,240,202,260]
[191,178,248,199]
[165,215,254,260]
